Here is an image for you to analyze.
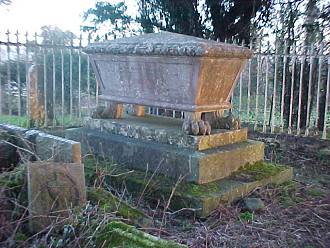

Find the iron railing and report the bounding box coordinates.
[0,30,329,138]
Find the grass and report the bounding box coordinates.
[0,114,83,128]
[239,211,254,222]
[0,114,29,128]
[231,95,330,138]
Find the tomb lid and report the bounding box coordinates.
[84,32,252,58]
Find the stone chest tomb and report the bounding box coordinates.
[85,32,252,128]
[66,32,292,216]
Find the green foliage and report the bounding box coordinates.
[277,181,304,207]
[40,26,76,46]
[81,0,273,42]
[82,1,132,39]
[0,114,83,128]
[137,0,204,36]
[306,187,325,198]
[239,211,254,222]
[0,114,29,128]
[136,0,273,42]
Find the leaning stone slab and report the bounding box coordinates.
[27,162,86,232]
[108,162,293,217]
[36,132,81,163]
[66,128,263,184]
[84,115,247,150]
[96,221,187,248]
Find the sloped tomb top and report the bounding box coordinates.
[84,32,252,58]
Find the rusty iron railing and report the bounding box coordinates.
[0,30,329,138]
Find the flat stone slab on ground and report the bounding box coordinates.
[27,162,86,232]
[107,162,293,217]
[84,115,248,150]
[66,128,263,184]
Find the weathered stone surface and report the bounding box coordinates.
[36,133,81,163]
[0,124,27,136]
[198,139,264,184]
[243,198,265,212]
[28,64,45,126]
[86,32,251,113]
[85,32,252,58]
[27,162,86,232]
[108,162,293,217]
[97,221,187,248]
[66,128,263,184]
[23,129,41,144]
[84,116,248,151]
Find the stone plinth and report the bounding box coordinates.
[84,115,248,151]
[27,162,86,232]
[106,162,293,217]
[66,117,264,184]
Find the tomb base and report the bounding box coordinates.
[107,162,293,217]
[66,115,264,184]
[65,115,292,215]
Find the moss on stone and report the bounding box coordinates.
[83,157,292,217]
[96,221,187,248]
[87,187,153,227]
[181,181,220,197]
[233,162,285,181]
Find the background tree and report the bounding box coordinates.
[138,0,204,37]
[82,1,133,40]
[0,0,11,6]
[82,0,273,44]
[40,25,75,46]
[204,0,273,43]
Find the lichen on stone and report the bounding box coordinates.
[84,32,252,59]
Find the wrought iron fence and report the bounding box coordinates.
[0,30,329,138]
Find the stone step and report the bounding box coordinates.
[66,128,264,184]
[106,162,293,217]
[84,115,248,150]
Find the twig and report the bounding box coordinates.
[160,174,186,230]
[137,158,164,206]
